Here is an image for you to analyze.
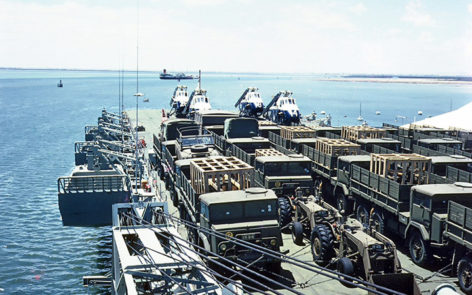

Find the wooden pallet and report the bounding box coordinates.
[315,137,360,156]
[341,126,387,141]
[255,148,285,157]
[280,126,316,140]
[370,153,431,185]
[190,157,254,194]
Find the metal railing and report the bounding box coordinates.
[58,175,129,194]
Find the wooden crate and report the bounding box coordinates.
[280,126,316,140]
[190,157,254,194]
[255,148,284,157]
[341,126,387,141]
[315,137,360,156]
[370,153,431,185]
[258,120,277,126]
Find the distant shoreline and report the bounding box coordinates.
[319,77,472,85]
[1,67,472,82]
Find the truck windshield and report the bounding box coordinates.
[264,161,311,176]
[181,135,214,147]
[209,200,278,223]
[432,199,448,214]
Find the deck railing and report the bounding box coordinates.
[58,175,129,194]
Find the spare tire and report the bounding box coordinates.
[190,144,209,153]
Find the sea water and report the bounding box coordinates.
[0,69,471,294]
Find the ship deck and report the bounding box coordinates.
[129,108,461,295]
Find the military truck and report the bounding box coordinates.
[174,126,220,160]
[194,110,239,136]
[153,118,197,179]
[198,188,283,270]
[253,154,314,226]
[302,137,361,208]
[173,156,254,234]
[337,153,472,266]
[443,191,472,294]
[212,118,272,155]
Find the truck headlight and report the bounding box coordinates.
[270,239,278,246]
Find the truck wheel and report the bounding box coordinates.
[457,257,472,294]
[337,257,355,288]
[370,212,384,234]
[356,204,369,225]
[336,190,352,215]
[292,221,304,245]
[408,231,431,266]
[310,224,334,266]
[277,197,292,227]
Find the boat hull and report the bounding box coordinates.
[58,191,129,226]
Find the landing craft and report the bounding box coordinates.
[169,85,189,117]
[234,87,264,117]
[262,90,301,125]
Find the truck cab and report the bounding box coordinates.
[199,188,282,268]
[430,155,472,176]
[406,183,472,265]
[254,154,314,226]
[417,138,463,151]
[254,154,314,197]
[356,138,401,153]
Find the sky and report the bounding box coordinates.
[1,0,472,75]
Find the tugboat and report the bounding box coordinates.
[57,80,63,87]
[159,69,194,81]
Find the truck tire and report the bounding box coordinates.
[191,144,209,153]
[292,221,304,245]
[371,212,384,234]
[336,190,352,215]
[408,231,431,266]
[310,224,334,266]
[356,204,369,225]
[457,256,472,294]
[337,257,355,288]
[277,197,292,228]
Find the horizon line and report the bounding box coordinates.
[1,67,472,78]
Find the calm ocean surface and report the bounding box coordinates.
[0,69,471,294]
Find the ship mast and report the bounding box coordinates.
[133,0,143,194]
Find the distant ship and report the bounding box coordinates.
[159,69,194,81]
[57,80,63,87]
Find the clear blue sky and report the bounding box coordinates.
[1,0,471,74]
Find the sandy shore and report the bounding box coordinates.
[319,77,472,85]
